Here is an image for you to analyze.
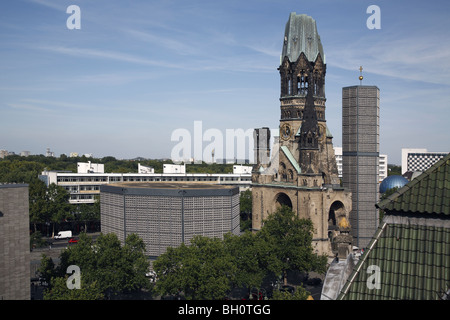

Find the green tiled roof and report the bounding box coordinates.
[337,153,450,300]
[377,153,450,216]
[337,217,450,300]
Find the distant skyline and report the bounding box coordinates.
[1,0,449,164]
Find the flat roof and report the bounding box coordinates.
[0,183,29,189]
[109,182,238,189]
[101,182,240,197]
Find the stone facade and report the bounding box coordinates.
[0,184,30,300]
[252,13,352,258]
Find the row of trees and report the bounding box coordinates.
[153,205,327,300]
[39,205,327,300]
[0,154,236,178]
[39,233,149,300]
[29,179,100,242]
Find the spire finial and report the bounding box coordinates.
[359,66,363,85]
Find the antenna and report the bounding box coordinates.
[359,66,363,85]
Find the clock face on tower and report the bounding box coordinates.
[280,123,292,141]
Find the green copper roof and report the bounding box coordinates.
[281,145,301,174]
[281,12,325,63]
[326,125,333,138]
[377,153,450,216]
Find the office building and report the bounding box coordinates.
[39,162,252,205]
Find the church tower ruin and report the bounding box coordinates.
[252,13,352,258]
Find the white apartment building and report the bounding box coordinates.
[39,162,252,204]
[334,147,387,183]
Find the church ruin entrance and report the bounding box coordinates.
[328,201,346,236]
[275,192,293,209]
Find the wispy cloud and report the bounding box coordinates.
[27,0,64,11]
[6,102,52,113]
[123,28,201,56]
[327,33,450,85]
[37,44,274,73]
[38,45,191,70]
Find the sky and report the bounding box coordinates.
[1,0,449,165]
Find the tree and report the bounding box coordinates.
[29,179,50,233]
[45,232,150,300]
[388,164,401,176]
[30,231,47,249]
[257,205,327,285]
[239,189,252,231]
[47,183,72,237]
[56,233,97,282]
[43,276,103,300]
[152,243,187,298]
[122,233,150,293]
[154,235,237,300]
[77,197,100,232]
[272,286,311,300]
[223,231,267,293]
[38,254,56,286]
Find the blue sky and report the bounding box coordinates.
[1,0,449,164]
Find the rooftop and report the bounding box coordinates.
[377,152,450,216]
[108,182,238,190]
[336,153,450,300]
[281,12,325,63]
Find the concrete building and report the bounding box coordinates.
[163,164,186,174]
[401,148,448,175]
[39,163,252,205]
[233,164,253,174]
[100,182,240,258]
[77,161,104,174]
[138,163,154,174]
[252,13,352,258]
[342,85,380,249]
[0,184,30,300]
